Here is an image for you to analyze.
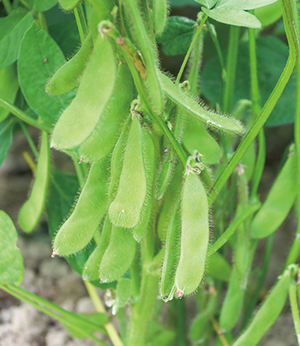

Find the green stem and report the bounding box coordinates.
[284,0,300,268]
[37,11,48,33]
[223,26,240,113]
[174,298,187,346]
[19,121,39,158]
[176,14,208,83]
[3,0,13,13]
[289,282,300,345]
[0,99,52,132]
[209,0,298,206]
[74,3,88,43]
[0,284,108,345]
[85,281,124,346]
[208,202,261,257]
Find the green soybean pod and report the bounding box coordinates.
[182,115,222,165]
[232,268,292,346]
[79,63,134,163]
[175,171,209,296]
[18,131,50,233]
[250,150,297,239]
[99,225,136,282]
[51,35,116,150]
[109,116,147,228]
[46,32,93,96]
[219,267,245,331]
[159,72,245,135]
[108,114,131,201]
[114,277,132,310]
[131,127,156,241]
[82,216,112,281]
[207,252,231,282]
[152,0,168,36]
[0,64,19,123]
[160,197,180,300]
[59,0,82,11]
[53,156,110,256]
[156,150,174,200]
[123,0,164,114]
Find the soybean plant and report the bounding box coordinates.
[1,0,300,346]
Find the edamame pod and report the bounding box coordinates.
[113,277,132,314]
[182,115,222,165]
[152,0,168,36]
[59,0,82,11]
[250,150,297,239]
[109,116,147,228]
[160,198,180,300]
[175,171,209,296]
[232,267,293,346]
[99,225,136,282]
[156,150,174,200]
[159,72,245,135]
[207,252,231,282]
[51,35,116,150]
[132,127,155,241]
[0,63,19,123]
[82,216,112,281]
[53,156,110,256]
[79,63,134,163]
[46,32,93,96]
[123,0,164,114]
[18,131,50,233]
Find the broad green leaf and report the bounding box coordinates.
[18,22,74,126]
[46,169,116,289]
[33,0,58,11]
[0,211,24,285]
[217,0,278,10]
[201,7,262,28]
[0,64,19,123]
[0,118,14,166]
[201,36,295,126]
[157,16,196,56]
[0,7,33,68]
[254,1,282,27]
[194,0,216,7]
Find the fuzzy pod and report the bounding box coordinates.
[18,131,50,233]
[53,156,110,256]
[175,171,209,296]
[51,35,116,150]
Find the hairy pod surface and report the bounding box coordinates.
[53,156,110,256]
[175,171,209,296]
[109,116,147,228]
[250,151,297,239]
[51,35,116,150]
[79,63,134,163]
[46,32,93,96]
[152,0,168,36]
[115,277,132,309]
[18,131,50,233]
[82,216,112,281]
[99,225,136,282]
[159,72,245,134]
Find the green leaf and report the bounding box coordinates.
[201,7,262,28]
[194,0,216,7]
[33,0,58,11]
[0,118,14,166]
[157,16,196,56]
[46,169,115,289]
[0,7,33,68]
[201,36,294,126]
[217,0,278,10]
[18,22,74,126]
[0,211,24,285]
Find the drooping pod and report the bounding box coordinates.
[46,32,93,96]
[250,148,297,239]
[99,225,136,282]
[18,131,50,233]
[53,156,110,256]
[109,116,147,228]
[152,0,168,36]
[79,63,134,163]
[51,34,116,150]
[175,170,209,296]
[82,216,112,281]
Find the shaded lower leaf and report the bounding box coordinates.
[0,211,24,285]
